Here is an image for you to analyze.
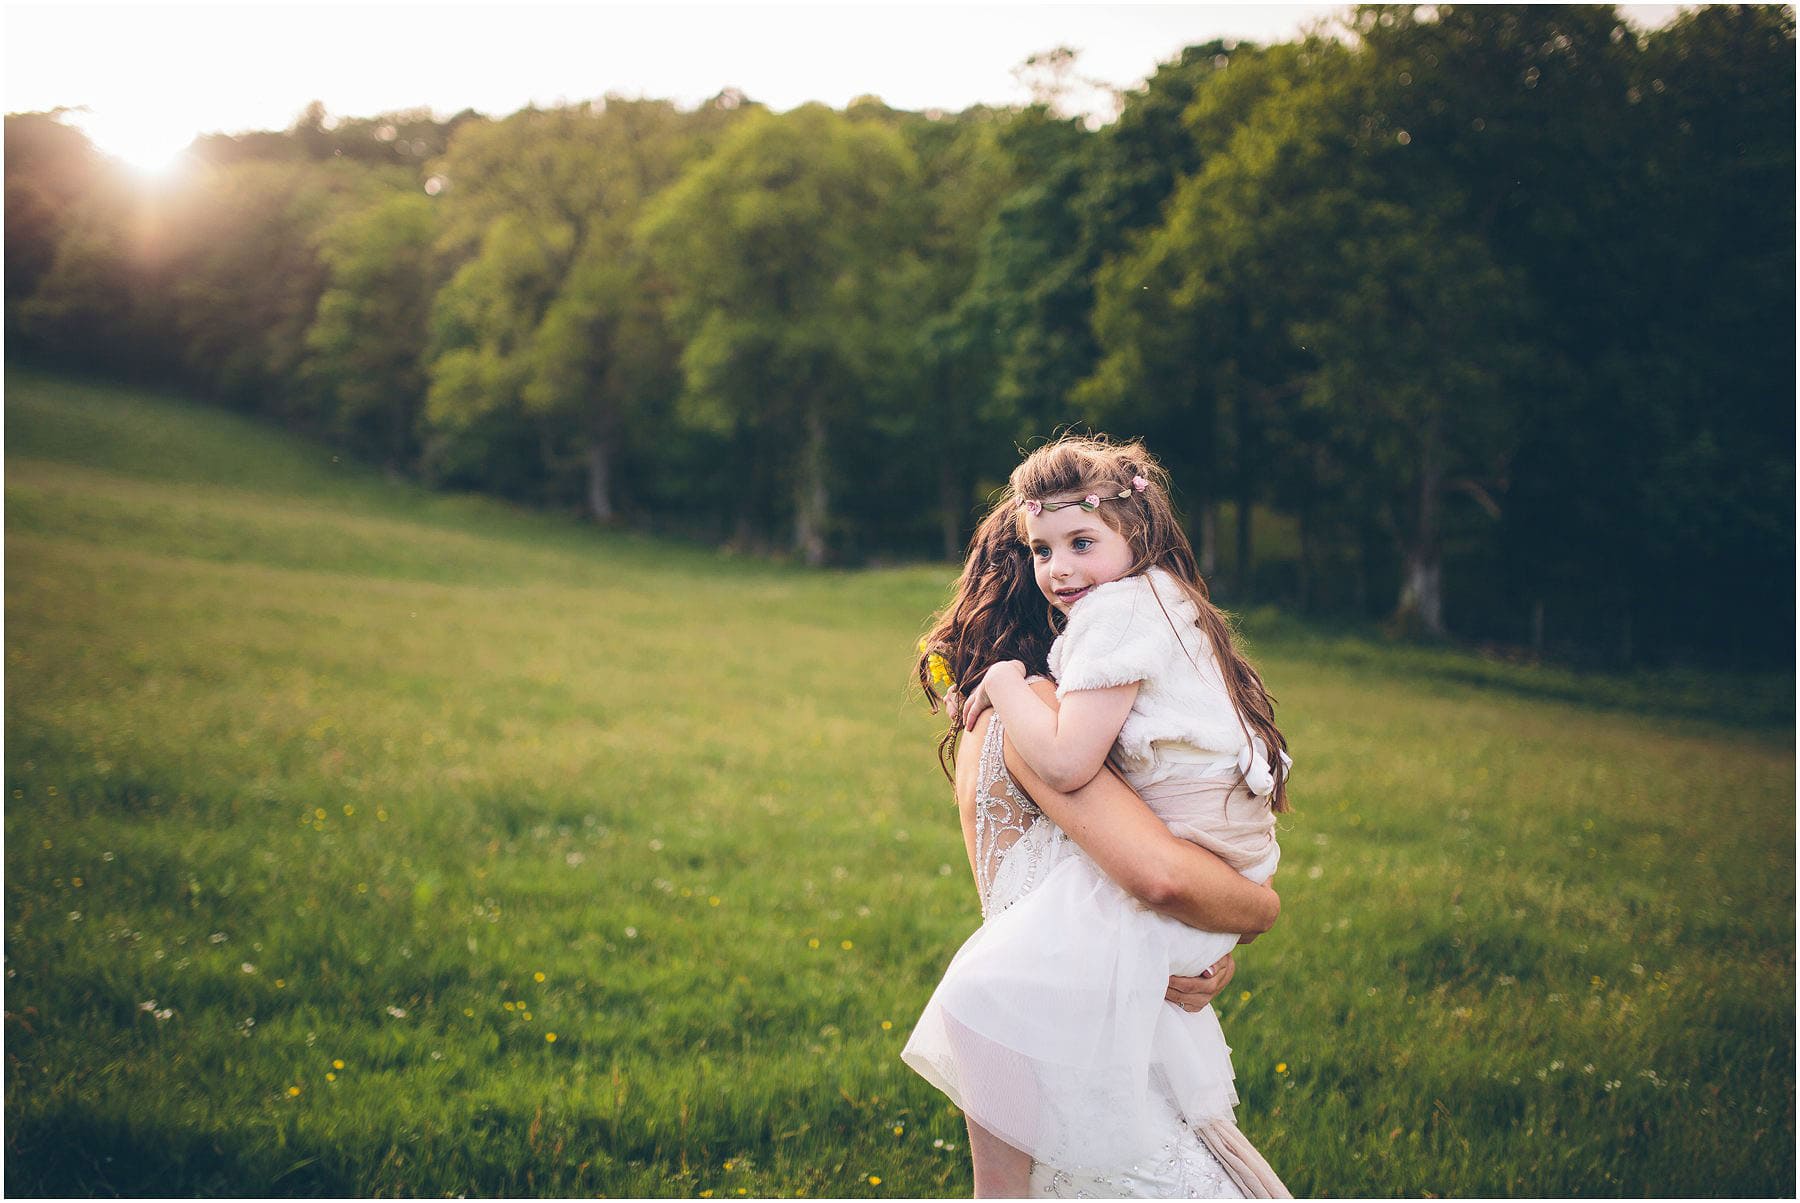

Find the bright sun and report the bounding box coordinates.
[67,108,195,178]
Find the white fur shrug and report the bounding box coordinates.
[1048,568,1261,785]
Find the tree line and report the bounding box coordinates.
[6,4,1792,667]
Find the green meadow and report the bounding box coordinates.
[4,367,1793,1198]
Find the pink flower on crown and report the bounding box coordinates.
[1083,493,1101,508]
[1132,475,1150,493]
[1020,498,1043,516]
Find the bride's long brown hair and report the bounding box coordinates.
[916,434,1291,811]
[915,504,1055,779]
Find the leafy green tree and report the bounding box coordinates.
[424,99,712,520]
[142,159,374,417]
[642,103,923,563]
[959,106,1100,435]
[1356,3,1793,660]
[1078,40,1316,584]
[1087,29,1539,631]
[303,190,439,471]
[890,108,1024,556]
[5,112,108,311]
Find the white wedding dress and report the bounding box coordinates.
[915,715,1247,1199]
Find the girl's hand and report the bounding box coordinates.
[960,660,1026,729]
[1167,953,1235,1013]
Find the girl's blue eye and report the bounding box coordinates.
[1033,546,1050,559]
[1073,538,1093,551]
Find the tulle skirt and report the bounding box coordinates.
[903,842,1278,1176]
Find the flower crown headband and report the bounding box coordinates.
[1017,475,1150,517]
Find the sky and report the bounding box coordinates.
[5,1,1684,174]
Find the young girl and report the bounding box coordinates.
[902,435,1292,1196]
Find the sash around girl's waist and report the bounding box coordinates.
[1127,760,1278,876]
[1145,742,1242,768]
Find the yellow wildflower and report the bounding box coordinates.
[881,1020,893,1031]
[927,651,954,693]
[840,940,854,951]
[868,1175,882,1186]
[332,1059,345,1070]
[287,1086,301,1097]
[545,1032,557,1043]
[326,1072,337,1082]
[1276,1062,1288,1074]
[534,972,546,983]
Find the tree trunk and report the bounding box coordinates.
[1354,525,1371,618]
[1397,551,1444,636]
[1393,412,1446,637]
[938,360,962,560]
[1234,492,1253,601]
[1198,503,1218,579]
[1530,599,1545,658]
[794,404,829,566]
[938,455,961,561]
[583,433,615,522]
[1296,509,1311,614]
[1232,379,1253,600]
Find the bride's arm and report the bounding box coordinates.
[996,679,1278,935]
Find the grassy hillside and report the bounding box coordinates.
[5,366,1794,1197]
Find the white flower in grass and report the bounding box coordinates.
[241,962,257,975]
[155,1008,173,1021]
[139,1000,157,1012]
[386,1005,408,1018]
[209,932,227,944]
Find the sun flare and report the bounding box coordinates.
[66,108,195,178]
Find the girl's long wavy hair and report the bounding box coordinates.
[916,433,1291,812]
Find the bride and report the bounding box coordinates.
[909,507,1287,1198]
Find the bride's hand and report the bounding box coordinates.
[1166,953,1236,1013]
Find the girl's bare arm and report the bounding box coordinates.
[959,680,1279,935]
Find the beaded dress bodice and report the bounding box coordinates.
[973,716,1065,920]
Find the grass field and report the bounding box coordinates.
[4,366,1794,1198]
